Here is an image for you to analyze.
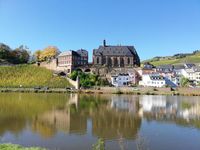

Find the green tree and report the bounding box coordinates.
[0,43,11,59]
[11,45,30,64]
[180,77,189,87]
[69,71,109,88]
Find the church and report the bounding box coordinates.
[93,40,140,67]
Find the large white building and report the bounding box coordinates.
[111,73,132,87]
[139,74,166,87]
[181,66,200,84]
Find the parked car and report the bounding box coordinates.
[34,86,41,90]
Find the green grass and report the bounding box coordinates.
[0,65,71,88]
[0,144,46,150]
[143,53,200,66]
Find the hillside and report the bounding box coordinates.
[0,65,71,88]
[142,50,200,66]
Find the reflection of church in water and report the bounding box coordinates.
[32,94,142,140]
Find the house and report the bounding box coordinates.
[181,66,200,84]
[143,62,155,70]
[93,40,140,67]
[156,65,174,73]
[137,62,156,76]
[111,73,132,87]
[57,49,88,73]
[184,63,195,69]
[127,70,141,85]
[173,65,185,75]
[139,74,166,87]
[76,49,88,65]
[164,74,180,87]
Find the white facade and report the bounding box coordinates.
[181,67,200,83]
[139,74,166,87]
[111,74,132,87]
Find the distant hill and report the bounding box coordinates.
[142,50,200,66]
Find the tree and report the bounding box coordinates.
[69,71,108,88]
[180,77,189,87]
[34,50,42,62]
[40,46,60,61]
[0,43,11,59]
[11,45,30,64]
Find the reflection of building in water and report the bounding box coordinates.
[92,108,141,140]
[92,95,141,140]
[139,95,178,115]
[178,102,200,120]
[110,95,139,113]
[32,94,87,138]
[139,95,200,129]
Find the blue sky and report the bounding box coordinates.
[0,0,200,61]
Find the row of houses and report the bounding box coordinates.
[110,63,200,87]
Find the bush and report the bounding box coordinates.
[69,71,108,88]
[180,77,189,87]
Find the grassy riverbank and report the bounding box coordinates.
[0,87,200,96]
[0,144,46,150]
[0,65,71,88]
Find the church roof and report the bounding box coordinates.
[93,45,138,57]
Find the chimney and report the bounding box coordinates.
[103,39,106,47]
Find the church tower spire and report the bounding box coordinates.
[103,39,106,47]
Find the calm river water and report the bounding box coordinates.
[0,93,200,150]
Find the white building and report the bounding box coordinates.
[181,66,200,84]
[139,74,166,87]
[111,73,132,87]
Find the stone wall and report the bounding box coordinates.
[40,59,58,71]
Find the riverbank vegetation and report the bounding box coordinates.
[0,144,46,150]
[0,65,71,88]
[69,70,109,87]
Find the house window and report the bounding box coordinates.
[97,57,99,64]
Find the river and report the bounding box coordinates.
[0,93,200,150]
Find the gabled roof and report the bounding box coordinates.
[174,65,185,70]
[184,63,195,68]
[156,65,174,69]
[58,50,80,57]
[94,45,138,57]
[76,49,88,57]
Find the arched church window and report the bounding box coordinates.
[127,57,130,64]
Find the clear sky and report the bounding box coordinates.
[0,0,200,61]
